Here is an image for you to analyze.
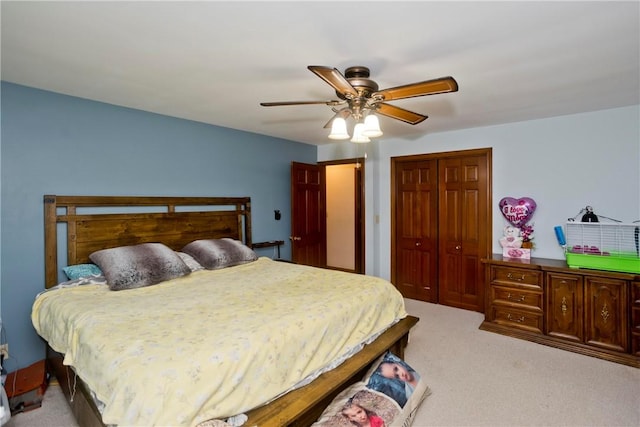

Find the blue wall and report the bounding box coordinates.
[0,82,316,370]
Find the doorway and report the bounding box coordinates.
[390,148,492,312]
[290,159,365,273]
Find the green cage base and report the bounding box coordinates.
[565,251,640,274]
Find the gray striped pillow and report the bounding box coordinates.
[182,238,257,270]
[90,243,191,291]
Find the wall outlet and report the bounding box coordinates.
[0,344,8,360]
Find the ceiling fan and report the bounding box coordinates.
[260,65,458,142]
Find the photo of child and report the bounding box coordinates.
[312,389,399,427]
[341,398,386,427]
[312,353,426,427]
[366,352,421,407]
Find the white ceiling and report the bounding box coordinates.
[2,1,639,146]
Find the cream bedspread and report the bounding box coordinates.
[32,257,407,426]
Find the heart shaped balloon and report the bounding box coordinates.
[499,197,537,227]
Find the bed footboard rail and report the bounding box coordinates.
[244,315,419,427]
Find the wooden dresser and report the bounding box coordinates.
[481,255,640,368]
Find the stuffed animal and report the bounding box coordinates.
[499,225,523,248]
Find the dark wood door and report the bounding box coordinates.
[438,154,489,311]
[392,160,438,302]
[546,272,584,342]
[585,277,628,352]
[290,162,326,267]
[392,149,491,312]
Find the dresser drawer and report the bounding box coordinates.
[491,285,543,311]
[491,306,544,334]
[490,266,542,289]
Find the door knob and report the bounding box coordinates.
[289,236,301,241]
[455,245,461,250]
[415,242,421,247]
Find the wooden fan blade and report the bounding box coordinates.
[323,109,352,128]
[376,103,428,125]
[260,100,342,107]
[308,66,359,98]
[373,76,458,101]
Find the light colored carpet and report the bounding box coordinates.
[403,299,640,427]
[4,380,78,427]
[5,299,640,427]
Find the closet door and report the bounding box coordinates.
[438,154,489,311]
[393,160,438,302]
[391,149,491,312]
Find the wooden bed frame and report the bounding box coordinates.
[43,195,419,427]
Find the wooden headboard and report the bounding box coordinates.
[44,195,252,288]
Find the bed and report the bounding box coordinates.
[34,195,418,427]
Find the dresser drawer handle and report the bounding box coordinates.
[507,292,525,302]
[507,272,526,281]
[507,313,526,323]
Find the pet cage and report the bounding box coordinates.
[564,221,640,273]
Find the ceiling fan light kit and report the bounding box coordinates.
[350,123,371,144]
[362,114,383,138]
[260,65,458,143]
[328,117,350,140]
[328,113,382,142]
